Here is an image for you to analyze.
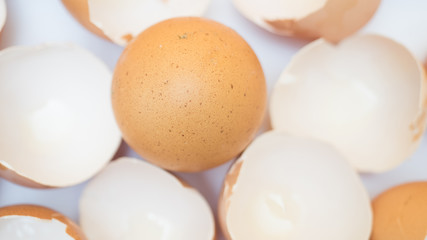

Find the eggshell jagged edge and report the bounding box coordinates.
[233,0,381,42]
[0,205,86,240]
[218,132,373,239]
[61,0,108,40]
[62,0,211,46]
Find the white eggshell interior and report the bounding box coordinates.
[0,215,74,240]
[222,131,372,240]
[233,0,327,22]
[80,157,215,240]
[362,0,427,63]
[0,0,5,32]
[270,34,426,173]
[0,44,121,187]
[88,0,211,46]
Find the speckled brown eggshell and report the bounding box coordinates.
[112,17,267,172]
[371,182,427,240]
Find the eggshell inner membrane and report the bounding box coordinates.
[232,0,380,41]
[234,0,327,21]
[80,157,215,240]
[362,0,427,63]
[0,216,74,240]
[0,0,5,32]
[220,132,372,240]
[88,0,211,45]
[270,34,427,173]
[0,44,121,187]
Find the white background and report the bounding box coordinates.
[0,1,427,240]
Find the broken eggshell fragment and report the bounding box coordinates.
[0,205,86,240]
[79,157,215,240]
[0,44,121,188]
[218,131,372,240]
[232,0,381,42]
[270,34,427,173]
[62,0,211,45]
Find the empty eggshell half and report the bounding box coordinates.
[362,0,427,64]
[232,0,380,42]
[0,0,5,34]
[62,0,211,45]
[0,44,121,188]
[0,205,86,240]
[218,131,372,240]
[80,157,215,240]
[270,34,427,173]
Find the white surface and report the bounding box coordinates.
[0,1,426,240]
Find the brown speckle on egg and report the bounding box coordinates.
[112,17,266,172]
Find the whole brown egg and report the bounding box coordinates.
[371,182,427,240]
[112,17,266,172]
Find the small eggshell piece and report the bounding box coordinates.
[219,131,372,240]
[79,157,215,240]
[232,0,381,42]
[371,182,427,240]
[0,205,86,240]
[270,34,427,173]
[0,44,121,187]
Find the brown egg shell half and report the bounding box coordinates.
[233,0,381,42]
[270,34,427,173]
[0,205,86,240]
[79,157,215,240]
[0,44,122,188]
[62,0,211,46]
[112,17,267,172]
[218,131,372,240]
[371,182,427,240]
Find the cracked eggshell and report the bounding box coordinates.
[270,34,427,173]
[112,17,267,172]
[232,0,381,42]
[362,0,427,65]
[371,182,427,240]
[79,157,215,240]
[0,44,121,188]
[62,0,211,46]
[218,131,372,240]
[0,205,86,240]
